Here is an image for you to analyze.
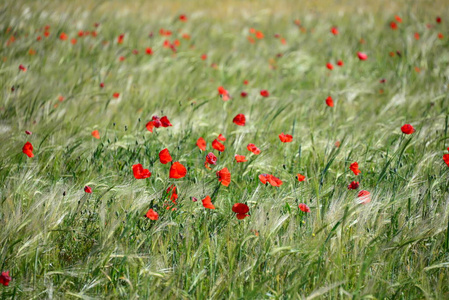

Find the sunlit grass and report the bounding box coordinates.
[1,0,449,298]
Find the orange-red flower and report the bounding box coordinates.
[357,52,368,60]
[357,190,371,204]
[216,167,231,186]
[235,155,247,162]
[169,162,187,179]
[202,196,215,209]
[91,130,100,139]
[232,203,249,219]
[233,114,246,126]
[196,137,206,151]
[212,139,225,152]
[247,143,260,155]
[279,133,293,143]
[348,181,360,190]
[350,162,361,176]
[159,148,173,164]
[258,174,283,186]
[166,184,178,203]
[296,174,306,182]
[260,90,269,97]
[133,164,151,179]
[22,142,34,158]
[401,124,415,134]
[206,152,217,165]
[0,271,11,286]
[146,208,159,220]
[298,203,310,212]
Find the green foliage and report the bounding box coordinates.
[1,0,449,298]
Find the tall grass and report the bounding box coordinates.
[1,0,449,298]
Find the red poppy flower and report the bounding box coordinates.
[133,164,151,179]
[255,30,264,39]
[279,133,293,143]
[348,181,360,190]
[117,34,124,44]
[247,143,261,155]
[436,16,442,24]
[350,162,361,176]
[240,91,248,97]
[22,142,34,158]
[25,130,32,135]
[0,271,11,286]
[179,14,187,22]
[243,80,249,85]
[216,167,231,186]
[357,52,368,60]
[218,86,230,101]
[235,155,247,162]
[146,209,159,220]
[296,174,306,182]
[201,54,207,60]
[212,139,225,152]
[84,186,92,193]
[401,124,415,134]
[206,152,217,165]
[331,27,338,35]
[395,15,402,22]
[196,137,206,151]
[159,148,173,164]
[217,134,226,141]
[100,82,105,88]
[443,154,449,167]
[166,184,178,203]
[380,79,386,83]
[357,190,371,204]
[232,203,249,219]
[91,130,100,139]
[390,21,398,30]
[298,203,310,212]
[151,116,172,129]
[414,32,420,40]
[233,114,246,126]
[113,93,120,98]
[169,162,187,179]
[260,90,269,97]
[59,32,68,40]
[325,96,334,107]
[71,38,77,45]
[146,121,154,132]
[146,47,153,55]
[326,63,334,70]
[153,116,162,128]
[160,116,172,127]
[258,174,283,186]
[337,60,344,67]
[438,33,444,39]
[202,196,215,209]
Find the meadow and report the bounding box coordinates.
[1,0,449,298]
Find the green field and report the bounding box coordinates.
[1,0,449,298]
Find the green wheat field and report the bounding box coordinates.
[1,0,449,298]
